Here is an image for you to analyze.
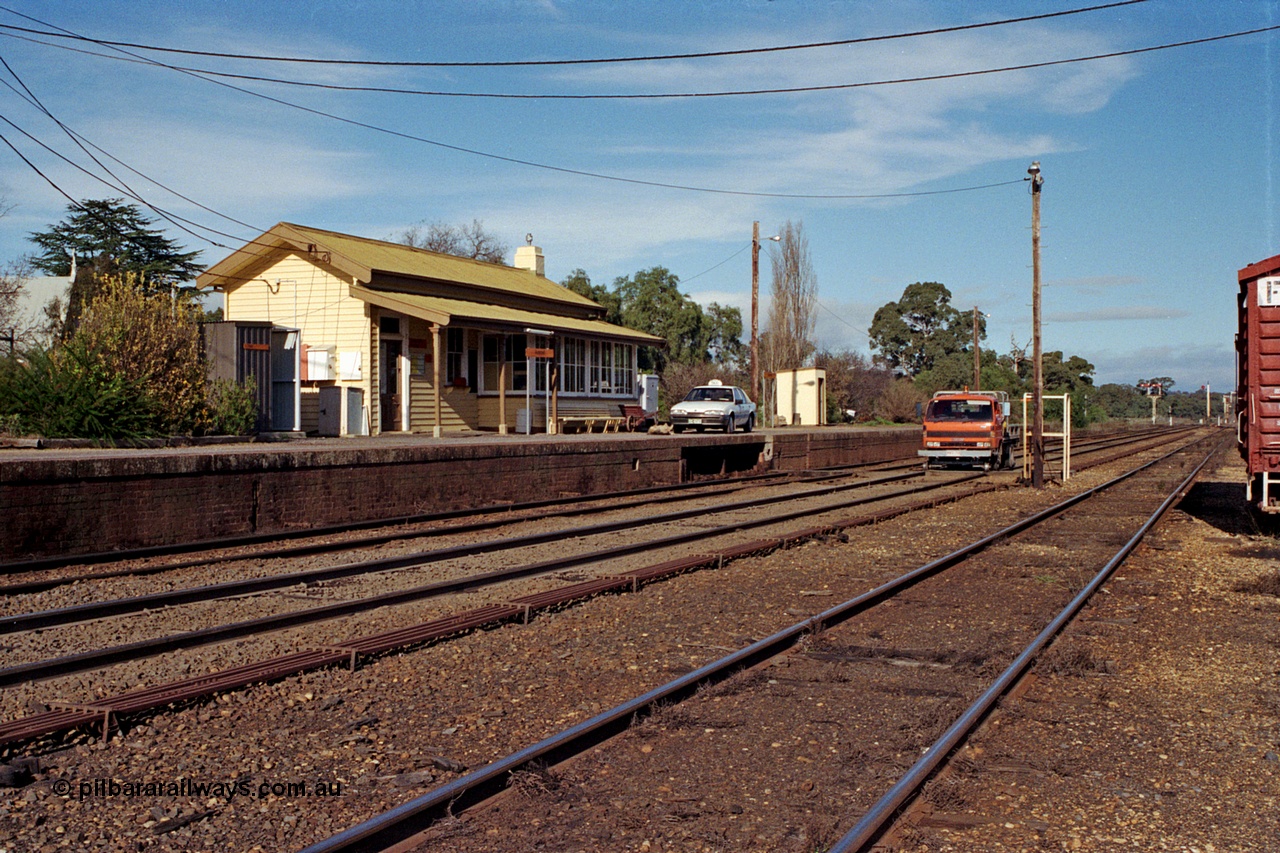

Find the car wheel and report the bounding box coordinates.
[725,414,736,433]
[743,414,754,433]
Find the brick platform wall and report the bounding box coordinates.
[0,428,918,561]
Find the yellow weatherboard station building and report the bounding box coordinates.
[198,224,662,437]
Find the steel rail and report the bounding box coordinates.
[0,426,1177,583]
[295,433,1214,853]
[0,470,978,686]
[0,468,932,635]
[826,435,1226,852]
[0,432,1200,750]
[0,426,1173,604]
[0,430,1189,685]
[0,475,1008,748]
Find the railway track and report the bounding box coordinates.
[0,428,1217,853]
[289,430,1223,852]
[0,426,1175,596]
[0,431,1186,736]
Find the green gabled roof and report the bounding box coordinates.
[197,222,603,315]
[350,286,664,345]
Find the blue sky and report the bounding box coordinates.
[0,0,1275,393]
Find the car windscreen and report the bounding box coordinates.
[925,399,992,422]
[685,388,734,402]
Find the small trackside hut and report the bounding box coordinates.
[919,389,1021,471]
[1236,252,1280,512]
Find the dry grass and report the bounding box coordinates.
[1234,569,1280,596]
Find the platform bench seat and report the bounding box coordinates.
[557,415,624,434]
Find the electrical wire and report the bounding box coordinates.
[0,1,1149,67]
[0,60,256,250]
[0,17,1032,200]
[126,23,1280,100]
[680,244,752,285]
[3,14,1276,101]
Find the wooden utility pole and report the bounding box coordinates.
[1029,161,1044,488]
[972,307,981,390]
[751,221,761,406]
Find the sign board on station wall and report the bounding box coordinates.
[525,347,555,358]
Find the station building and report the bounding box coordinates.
[197,223,663,436]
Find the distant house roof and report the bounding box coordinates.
[12,275,67,326]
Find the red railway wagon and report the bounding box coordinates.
[1237,252,1280,512]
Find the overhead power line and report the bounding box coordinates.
[0,2,1149,68]
[5,19,1279,101]
[0,13,1031,200]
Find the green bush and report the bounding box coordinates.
[204,376,259,435]
[0,341,160,439]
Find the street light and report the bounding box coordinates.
[1028,161,1044,488]
[751,221,781,405]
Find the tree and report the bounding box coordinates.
[813,348,893,422]
[1137,376,1175,395]
[0,273,206,437]
[397,218,509,264]
[702,302,744,366]
[614,267,705,371]
[1093,383,1148,420]
[561,268,621,325]
[868,282,969,377]
[765,220,817,373]
[28,199,204,288]
[1042,351,1095,393]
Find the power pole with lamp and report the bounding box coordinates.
[750,222,781,406]
[1029,161,1045,488]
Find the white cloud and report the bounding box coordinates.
[1049,306,1192,323]
[1090,343,1233,390]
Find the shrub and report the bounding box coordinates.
[874,378,926,423]
[74,274,205,434]
[204,376,259,435]
[0,341,159,439]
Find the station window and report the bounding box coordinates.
[446,328,465,383]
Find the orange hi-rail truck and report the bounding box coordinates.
[919,389,1021,471]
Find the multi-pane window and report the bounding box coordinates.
[561,337,587,393]
[531,336,551,392]
[446,328,465,383]
[481,334,527,391]
[612,343,633,395]
[481,334,633,396]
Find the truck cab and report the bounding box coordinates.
[919,389,1020,471]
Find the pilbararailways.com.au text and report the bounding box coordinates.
[52,777,344,801]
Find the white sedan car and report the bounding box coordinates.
[669,381,756,433]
